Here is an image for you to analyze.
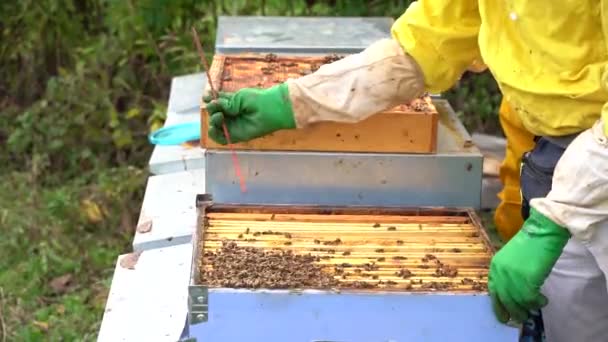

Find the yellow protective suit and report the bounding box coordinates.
[390,0,608,240]
[390,1,608,137]
[463,62,532,242]
[494,100,535,241]
[465,61,535,241]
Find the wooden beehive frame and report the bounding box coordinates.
[193,200,494,294]
[200,53,439,154]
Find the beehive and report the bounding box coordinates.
[200,53,439,154]
[195,203,493,293]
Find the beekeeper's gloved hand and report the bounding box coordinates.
[203,85,296,144]
[488,208,570,324]
[202,39,425,145]
[489,118,608,324]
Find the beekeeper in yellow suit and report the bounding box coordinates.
[464,62,536,243]
[204,2,608,341]
[495,100,536,241]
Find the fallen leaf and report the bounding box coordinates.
[81,199,103,223]
[126,108,141,119]
[56,304,65,315]
[150,120,163,133]
[136,219,152,233]
[120,251,142,270]
[49,274,73,294]
[33,320,49,331]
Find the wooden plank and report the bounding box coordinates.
[133,169,205,251]
[148,111,205,175]
[205,233,484,244]
[202,111,438,153]
[199,54,439,153]
[167,72,207,114]
[206,225,477,233]
[97,244,192,342]
[149,72,207,175]
[203,203,473,217]
[204,212,471,224]
[202,240,487,252]
[201,263,488,288]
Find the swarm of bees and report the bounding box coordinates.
[199,213,488,292]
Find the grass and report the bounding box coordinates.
[0,168,145,341]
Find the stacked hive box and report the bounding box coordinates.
[200,53,439,154]
[198,52,479,209]
[195,54,486,296]
[185,196,517,341]
[195,51,482,292]
[184,16,513,342]
[200,18,481,210]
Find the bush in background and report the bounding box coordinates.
[1,0,501,182]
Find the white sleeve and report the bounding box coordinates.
[531,119,608,244]
[286,38,426,128]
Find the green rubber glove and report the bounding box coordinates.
[488,207,570,324]
[203,83,296,144]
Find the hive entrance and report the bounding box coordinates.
[196,205,493,293]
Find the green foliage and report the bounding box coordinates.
[0,0,502,339]
[444,71,503,136]
[0,167,145,341]
[0,1,500,184]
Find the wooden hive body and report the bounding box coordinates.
[195,203,494,294]
[200,53,439,154]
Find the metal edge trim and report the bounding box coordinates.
[191,202,477,216]
[467,208,497,256]
[188,194,214,324]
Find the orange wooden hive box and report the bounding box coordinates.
[200,53,439,154]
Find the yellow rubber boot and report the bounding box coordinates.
[494,100,536,242]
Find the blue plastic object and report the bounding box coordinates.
[149,122,200,145]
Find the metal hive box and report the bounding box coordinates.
[204,99,483,210]
[186,195,520,341]
[200,53,439,154]
[214,16,395,55]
